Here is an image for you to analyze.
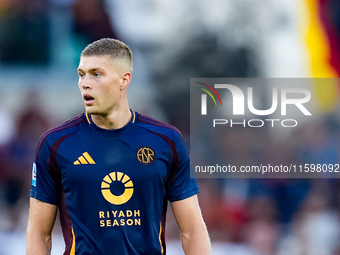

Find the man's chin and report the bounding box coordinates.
[85,108,105,117]
[85,108,98,115]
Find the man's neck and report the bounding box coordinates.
[90,107,132,130]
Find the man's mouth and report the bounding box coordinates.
[83,93,95,106]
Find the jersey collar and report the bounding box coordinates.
[85,110,136,136]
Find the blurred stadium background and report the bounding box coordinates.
[1,0,340,254]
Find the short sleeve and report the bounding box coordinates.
[30,137,62,205]
[166,133,199,202]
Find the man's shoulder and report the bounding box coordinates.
[37,113,86,148]
[136,112,185,142]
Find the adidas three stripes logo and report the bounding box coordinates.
[73,152,96,165]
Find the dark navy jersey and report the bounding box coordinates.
[30,111,199,255]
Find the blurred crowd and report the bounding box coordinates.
[0,91,51,231]
[1,0,340,254]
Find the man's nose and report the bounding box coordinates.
[80,76,92,89]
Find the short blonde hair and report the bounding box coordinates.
[81,38,133,72]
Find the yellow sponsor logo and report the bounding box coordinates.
[136,147,155,164]
[101,172,134,205]
[99,210,141,227]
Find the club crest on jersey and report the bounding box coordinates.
[136,147,155,164]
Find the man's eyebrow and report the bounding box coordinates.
[77,67,103,73]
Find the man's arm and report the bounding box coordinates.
[171,195,212,255]
[26,198,58,255]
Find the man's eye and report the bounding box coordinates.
[78,73,85,78]
[94,73,101,77]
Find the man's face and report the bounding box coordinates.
[77,55,125,116]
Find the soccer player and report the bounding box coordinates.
[26,38,212,255]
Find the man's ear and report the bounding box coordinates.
[121,72,132,90]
